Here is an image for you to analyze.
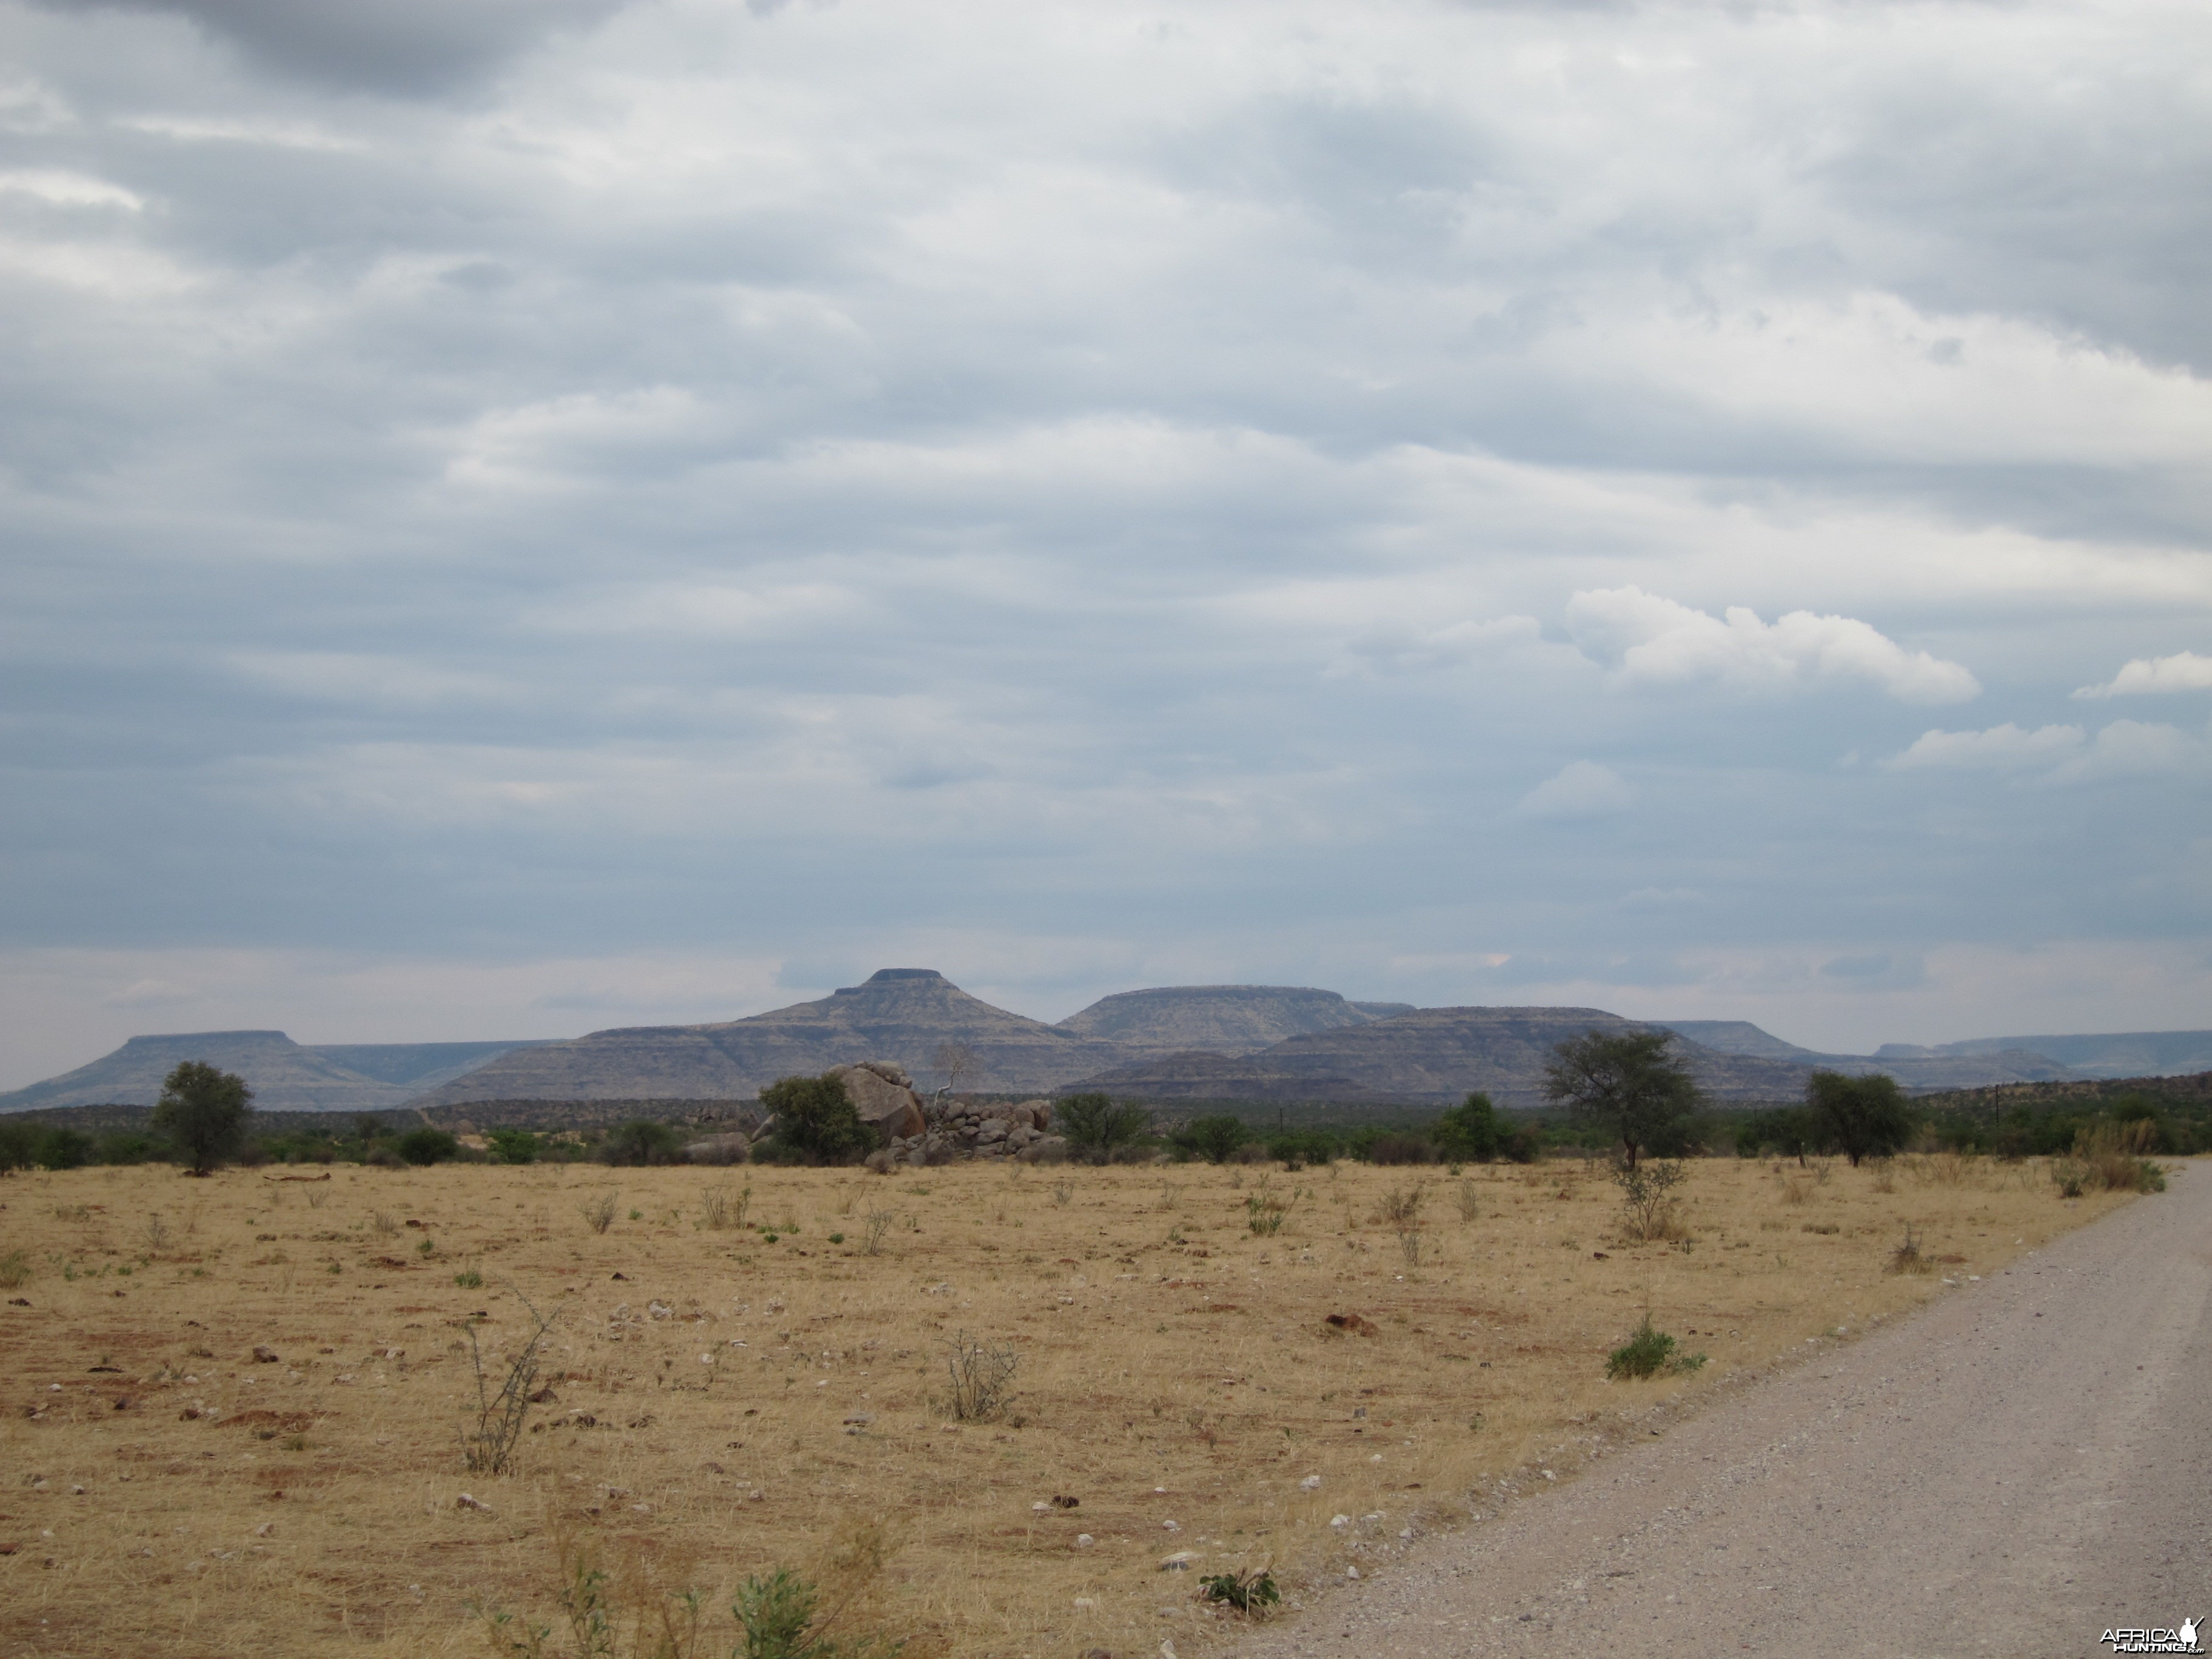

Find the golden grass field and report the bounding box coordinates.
[0,1150,2151,1658]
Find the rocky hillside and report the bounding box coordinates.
[412,969,1133,1105]
[1066,1006,1815,1107]
[1053,985,1410,1054]
[0,1032,551,1114]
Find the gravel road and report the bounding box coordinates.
[1235,1165,2208,1659]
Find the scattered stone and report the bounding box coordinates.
[250,1346,280,1364]
[457,1493,493,1513]
[1324,1313,1378,1336]
[1158,1550,1198,1571]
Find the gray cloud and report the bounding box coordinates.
[45,0,634,96]
[0,0,2207,1081]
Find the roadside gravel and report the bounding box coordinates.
[1234,1164,2209,1659]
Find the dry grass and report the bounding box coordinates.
[0,1154,2157,1658]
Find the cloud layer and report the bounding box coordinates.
[0,0,2207,1081]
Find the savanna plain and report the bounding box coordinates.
[0,1153,2151,1658]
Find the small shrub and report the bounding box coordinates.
[943,1330,1018,1422]
[486,1129,538,1165]
[364,1147,405,1169]
[1050,1179,1073,1206]
[1245,1190,1290,1236]
[0,1249,30,1290]
[860,1210,893,1256]
[580,1190,619,1235]
[1455,1179,1479,1223]
[1613,1159,1689,1242]
[1605,1314,1705,1379]
[1376,1185,1424,1227]
[370,1211,399,1238]
[1198,1567,1281,1615]
[455,1267,484,1289]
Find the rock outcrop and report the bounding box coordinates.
[866,1098,1064,1170]
[825,1061,928,1141]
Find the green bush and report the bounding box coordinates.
[1175,1114,1252,1164]
[0,1120,38,1175]
[1434,1092,1506,1161]
[397,1127,460,1166]
[1604,1314,1706,1379]
[35,1125,94,1171]
[1266,1128,1339,1170]
[1055,1092,1152,1160]
[734,1568,839,1659]
[758,1075,874,1163]
[600,1119,684,1167]
[486,1128,539,1165]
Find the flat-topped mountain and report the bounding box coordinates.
[412,969,1133,1105]
[1657,1021,2079,1088]
[1053,985,1409,1055]
[1067,1005,1815,1107]
[0,1031,547,1113]
[1880,1030,2212,1080]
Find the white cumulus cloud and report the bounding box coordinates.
[1564,588,1980,704]
[2072,651,2212,699]
[1889,719,2208,782]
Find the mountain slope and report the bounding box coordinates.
[1068,1006,1814,1107]
[1054,985,1395,1055]
[0,1031,414,1113]
[412,969,1132,1104]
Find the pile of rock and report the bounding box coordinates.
[868,1097,1068,1170]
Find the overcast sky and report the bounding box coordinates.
[2,0,2208,1087]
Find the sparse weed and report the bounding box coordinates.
[371,1212,399,1238]
[0,1249,29,1290]
[1246,1190,1290,1236]
[581,1191,619,1235]
[1887,1225,1931,1275]
[461,1291,563,1477]
[860,1210,893,1256]
[455,1267,484,1289]
[1780,1175,1812,1207]
[1455,1180,1479,1223]
[943,1330,1018,1423]
[700,1183,751,1232]
[1050,1179,1073,1207]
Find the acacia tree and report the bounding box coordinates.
[151,1061,254,1176]
[1543,1030,1701,1169]
[1806,1070,1914,1165]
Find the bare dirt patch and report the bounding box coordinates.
[0,1153,2134,1657]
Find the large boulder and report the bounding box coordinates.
[825,1061,927,1141]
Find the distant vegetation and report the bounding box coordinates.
[5,1057,2208,1175]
